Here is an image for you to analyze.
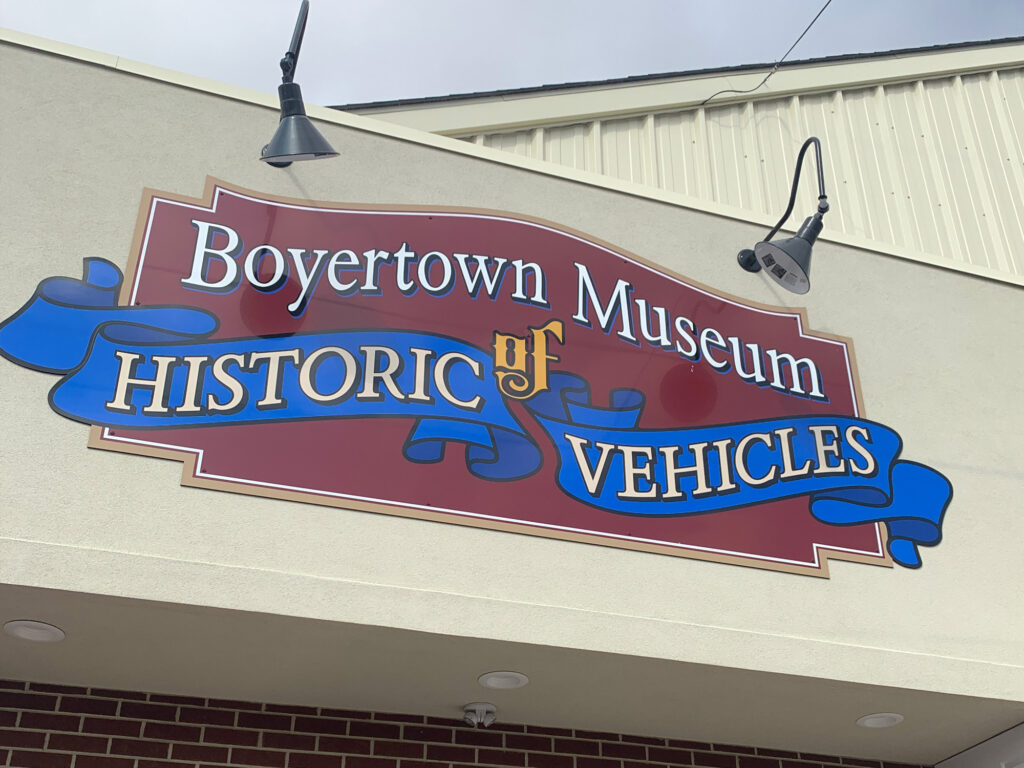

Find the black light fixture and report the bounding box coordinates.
[737,136,830,294]
[260,0,338,168]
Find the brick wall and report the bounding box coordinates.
[0,680,930,768]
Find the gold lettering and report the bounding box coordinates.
[492,320,564,399]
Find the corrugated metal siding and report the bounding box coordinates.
[463,68,1024,283]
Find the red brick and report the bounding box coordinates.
[781,762,819,768]
[204,726,260,746]
[60,696,120,716]
[576,730,621,741]
[525,726,573,737]
[626,761,669,768]
[267,703,319,715]
[75,757,133,768]
[0,680,27,690]
[554,738,600,755]
[577,758,622,768]
[622,735,666,746]
[180,706,237,725]
[82,716,142,737]
[649,746,695,764]
[239,711,294,730]
[0,692,58,711]
[670,741,712,751]
[527,753,573,768]
[603,742,647,759]
[290,754,344,768]
[149,693,207,706]
[456,729,504,747]
[137,761,195,768]
[400,761,444,768]
[581,757,626,768]
[119,701,179,721]
[738,758,780,768]
[47,733,110,753]
[232,746,288,766]
[89,688,148,700]
[478,748,527,766]
[0,729,45,748]
[490,723,527,733]
[321,708,372,719]
[715,745,757,756]
[507,734,552,752]
[799,756,836,764]
[27,683,87,695]
[426,717,465,727]
[375,741,425,758]
[694,753,737,768]
[403,725,453,743]
[756,750,799,759]
[375,712,426,724]
[352,722,404,739]
[111,737,170,758]
[9,751,74,768]
[298,716,351,736]
[0,711,17,726]
[171,741,230,761]
[209,698,262,710]
[346,757,398,768]
[263,730,317,750]
[144,721,202,741]
[426,744,475,762]
[17,712,80,731]
[319,736,373,754]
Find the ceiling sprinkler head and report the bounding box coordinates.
[463,702,497,728]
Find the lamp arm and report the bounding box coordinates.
[763,136,830,243]
[279,0,310,84]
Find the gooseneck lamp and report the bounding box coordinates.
[260,0,338,168]
[738,136,830,294]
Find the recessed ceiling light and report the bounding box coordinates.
[478,671,529,690]
[3,620,66,643]
[856,712,904,728]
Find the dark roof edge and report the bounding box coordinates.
[331,36,1024,112]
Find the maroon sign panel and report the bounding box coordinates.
[1,180,953,576]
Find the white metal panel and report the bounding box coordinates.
[544,123,591,171]
[459,66,1024,284]
[601,116,649,185]
[481,129,535,158]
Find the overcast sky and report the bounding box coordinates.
[2,0,1022,106]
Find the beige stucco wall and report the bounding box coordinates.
[1,36,1023,713]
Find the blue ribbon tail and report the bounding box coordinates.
[0,258,218,373]
[811,461,952,568]
[404,418,541,481]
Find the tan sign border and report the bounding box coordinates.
[88,176,892,578]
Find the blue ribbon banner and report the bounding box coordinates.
[0,259,952,568]
[0,259,541,481]
[524,375,951,568]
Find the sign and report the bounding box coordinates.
[0,179,952,576]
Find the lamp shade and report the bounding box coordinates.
[752,214,823,295]
[260,82,338,167]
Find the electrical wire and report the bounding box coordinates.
[699,0,834,106]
